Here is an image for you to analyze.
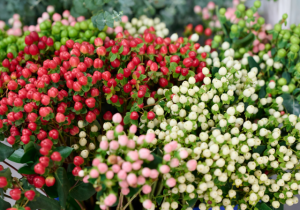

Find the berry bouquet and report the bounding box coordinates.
[1,1,300,210]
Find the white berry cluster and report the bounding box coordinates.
[138,49,300,210]
[115,15,169,38]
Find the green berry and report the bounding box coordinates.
[237,4,245,12]
[246,9,254,17]
[278,78,287,86]
[282,13,288,20]
[219,8,226,15]
[254,1,261,8]
[214,35,222,43]
[290,36,300,44]
[238,20,245,27]
[257,17,265,25]
[290,24,296,30]
[239,48,246,54]
[294,27,300,35]
[277,49,287,58]
[283,32,291,40]
[290,44,300,53]
[274,24,281,32]
[288,83,296,93]
[265,43,271,50]
[231,25,238,33]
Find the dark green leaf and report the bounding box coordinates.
[255,202,272,210]
[142,153,162,169]
[7,148,24,163]
[53,146,73,158]
[55,167,70,209]
[18,165,35,174]
[232,33,255,49]
[187,198,197,207]
[0,142,14,162]
[281,93,300,115]
[253,145,267,155]
[27,191,60,210]
[248,56,261,73]
[125,187,140,197]
[293,88,300,95]
[258,85,266,98]
[70,182,96,201]
[0,197,11,209]
[282,72,291,83]
[211,67,219,77]
[44,184,59,199]
[0,168,12,183]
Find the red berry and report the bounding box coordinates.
[204,28,212,36]
[144,33,153,43]
[33,176,45,188]
[39,156,50,167]
[102,71,111,81]
[130,111,139,120]
[138,90,145,98]
[51,152,62,162]
[55,113,66,123]
[110,95,118,103]
[29,44,39,55]
[103,111,113,121]
[21,135,30,144]
[25,190,35,201]
[159,78,168,87]
[86,111,96,123]
[34,163,45,175]
[49,129,59,140]
[201,52,207,59]
[183,57,193,68]
[10,189,21,200]
[85,98,96,108]
[147,111,155,120]
[25,36,33,45]
[46,38,54,46]
[45,176,56,187]
[74,156,84,166]
[72,166,81,176]
[0,177,7,188]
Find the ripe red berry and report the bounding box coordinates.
[74,156,84,166]
[159,78,168,87]
[21,135,30,144]
[144,33,153,43]
[25,190,35,201]
[49,129,59,140]
[7,136,16,145]
[39,156,50,167]
[33,176,45,188]
[130,111,139,120]
[102,71,111,81]
[103,111,113,121]
[201,52,207,59]
[10,189,21,200]
[86,111,96,123]
[72,166,81,176]
[85,98,96,108]
[110,95,118,103]
[183,57,193,68]
[0,177,8,188]
[29,44,39,55]
[56,113,66,123]
[46,38,54,46]
[25,35,33,45]
[147,111,155,120]
[45,176,56,187]
[34,163,45,175]
[51,152,62,162]
[138,90,145,98]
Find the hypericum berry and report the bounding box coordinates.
[45,176,56,187]
[102,71,111,81]
[39,156,50,167]
[130,111,139,120]
[144,33,153,43]
[33,176,45,188]
[7,136,16,145]
[183,57,193,68]
[25,35,33,46]
[110,95,118,103]
[147,111,155,120]
[0,177,8,188]
[41,138,53,150]
[34,163,45,175]
[51,152,62,162]
[103,111,113,121]
[25,190,35,201]
[74,156,84,166]
[49,129,59,139]
[72,166,81,176]
[10,189,21,200]
[138,90,145,98]
[159,78,168,87]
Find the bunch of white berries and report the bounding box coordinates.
[115,15,169,38]
[137,48,300,209]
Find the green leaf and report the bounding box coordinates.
[70,182,96,201]
[282,72,291,83]
[258,85,266,98]
[124,113,131,125]
[281,93,300,115]
[110,53,117,62]
[53,146,73,158]
[255,202,272,210]
[253,145,267,155]
[118,45,124,54]
[293,88,300,95]
[27,191,60,210]
[232,33,255,49]
[248,56,261,73]
[55,167,70,209]
[187,198,197,207]
[125,187,140,197]
[211,67,219,76]
[18,165,35,175]
[8,148,24,163]
[0,142,14,162]
[0,197,11,209]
